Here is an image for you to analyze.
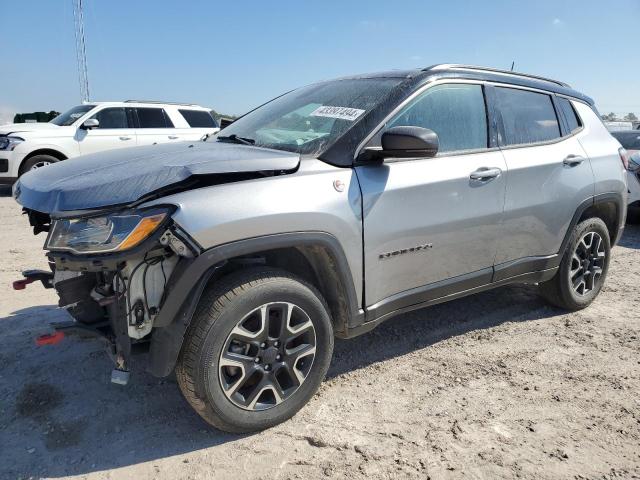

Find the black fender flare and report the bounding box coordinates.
[148,231,361,377]
[559,192,626,254]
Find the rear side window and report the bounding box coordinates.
[91,107,128,129]
[387,83,488,153]
[495,87,561,146]
[179,109,218,128]
[557,98,582,134]
[136,108,174,128]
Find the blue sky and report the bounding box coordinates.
[1,0,638,122]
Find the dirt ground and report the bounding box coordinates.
[0,185,638,480]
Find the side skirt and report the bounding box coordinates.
[343,264,557,339]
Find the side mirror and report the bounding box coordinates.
[81,118,99,130]
[359,126,439,162]
[381,126,439,159]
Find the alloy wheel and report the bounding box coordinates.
[218,302,316,411]
[570,231,606,296]
[30,161,51,170]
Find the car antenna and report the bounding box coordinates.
[510,61,515,72]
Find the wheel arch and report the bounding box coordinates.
[148,232,363,377]
[562,193,626,253]
[19,148,68,175]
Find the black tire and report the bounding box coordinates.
[539,217,611,310]
[176,267,334,433]
[20,154,59,175]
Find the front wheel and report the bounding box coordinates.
[176,268,334,433]
[20,154,58,175]
[539,217,611,310]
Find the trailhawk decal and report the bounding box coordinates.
[379,243,433,260]
[309,106,365,121]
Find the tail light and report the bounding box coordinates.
[619,147,629,170]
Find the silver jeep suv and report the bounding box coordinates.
[14,64,628,432]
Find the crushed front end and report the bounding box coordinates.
[17,206,198,384]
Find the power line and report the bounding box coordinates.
[72,0,90,102]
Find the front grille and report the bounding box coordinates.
[0,159,7,173]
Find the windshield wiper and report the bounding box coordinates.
[217,134,255,145]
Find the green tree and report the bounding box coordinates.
[624,112,638,122]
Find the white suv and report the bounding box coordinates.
[0,101,220,183]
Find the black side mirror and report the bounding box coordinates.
[381,126,439,159]
[359,126,439,163]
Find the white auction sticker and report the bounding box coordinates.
[309,105,366,121]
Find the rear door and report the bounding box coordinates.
[134,107,177,146]
[77,107,137,154]
[357,82,507,314]
[492,86,595,278]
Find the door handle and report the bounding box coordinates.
[563,154,585,166]
[119,136,132,141]
[168,135,179,140]
[470,167,502,180]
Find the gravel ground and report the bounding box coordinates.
[0,186,638,480]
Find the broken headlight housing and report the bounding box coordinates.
[46,208,170,254]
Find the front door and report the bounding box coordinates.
[77,107,137,154]
[357,82,507,316]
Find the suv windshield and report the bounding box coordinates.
[213,78,403,155]
[50,105,96,126]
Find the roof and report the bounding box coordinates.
[418,64,594,105]
[323,64,593,106]
[82,100,208,109]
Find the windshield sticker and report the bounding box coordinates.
[309,106,365,121]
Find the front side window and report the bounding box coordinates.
[213,78,404,156]
[496,87,561,146]
[50,105,96,126]
[90,107,128,129]
[386,83,488,153]
[136,108,174,128]
[179,109,218,128]
[557,98,582,134]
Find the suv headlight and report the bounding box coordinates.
[46,208,170,254]
[0,136,24,151]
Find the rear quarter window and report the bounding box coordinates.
[179,109,218,128]
[557,98,582,134]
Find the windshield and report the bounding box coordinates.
[50,105,96,126]
[213,78,403,155]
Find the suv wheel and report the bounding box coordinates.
[540,217,611,310]
[176,268,334,433]
[20,154,58,175]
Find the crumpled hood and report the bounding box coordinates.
[0,122,60,135]
[14,141,300,214]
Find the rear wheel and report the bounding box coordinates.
[540,218,610,310]
[20,154,59,175]
[176,268,334,433]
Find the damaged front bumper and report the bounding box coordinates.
[16,209,201,384]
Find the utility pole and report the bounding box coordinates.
[72,0,90,102]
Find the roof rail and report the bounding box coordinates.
[124,100,200,106]
[424,64,570,88]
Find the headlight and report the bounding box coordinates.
[46,208,169,254]
[0,136,24,151]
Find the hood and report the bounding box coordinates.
[14,141,300,214]
[0,122,60,135]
